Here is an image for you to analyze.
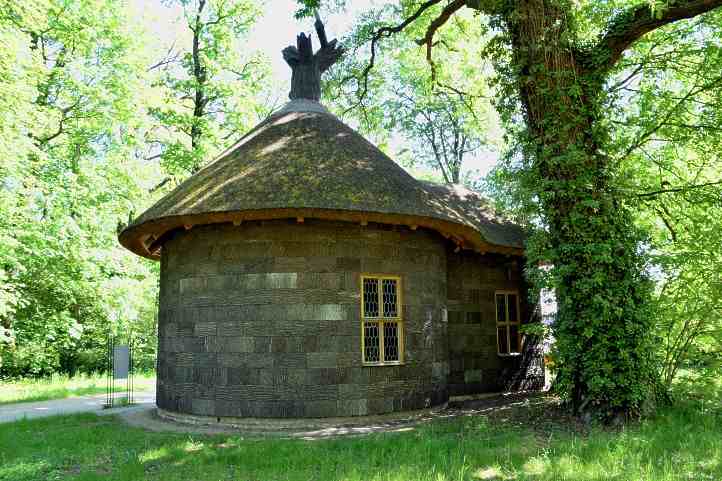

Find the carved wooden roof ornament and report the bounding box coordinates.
[282,12,344,101]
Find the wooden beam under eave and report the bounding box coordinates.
[118,206,526,261]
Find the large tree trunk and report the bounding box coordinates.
[504,0,656,418]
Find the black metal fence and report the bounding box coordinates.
[105,335,135,408]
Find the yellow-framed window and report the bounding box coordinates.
[361,275,403,365]
[495,290,521,355]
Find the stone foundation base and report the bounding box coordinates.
[156,403,448,436]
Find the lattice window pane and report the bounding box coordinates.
[363,278,379,317]
[497,326,509,354]
[495,294,506,323]
[382,279,398,317]
[508,294,518,322]
[364,321,380,362]
[383,321,400,361]
[509,324,520,353]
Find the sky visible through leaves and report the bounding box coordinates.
[135,0,500,179]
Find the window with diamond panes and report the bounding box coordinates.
[495,291,521,355]
[361,276,403,364]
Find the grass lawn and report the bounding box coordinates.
[0,378,719,481]
[0,372,156,405]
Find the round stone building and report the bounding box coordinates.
[119,21,542,420]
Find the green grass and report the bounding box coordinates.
[0,372,155,405]
[0,377,719,481]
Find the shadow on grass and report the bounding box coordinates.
[0,380,719,481]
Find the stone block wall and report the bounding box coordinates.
[446,251,544,395]
[156,219,449,418]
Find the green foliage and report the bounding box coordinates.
[320,4,496,186]
[385,69,489,184]
[0,0,160,377]
[0,0,271,378]
[148,0,271,176]
[609,15,722,389]
[293,0,346,19]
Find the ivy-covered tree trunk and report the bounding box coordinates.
[504,0,657,419]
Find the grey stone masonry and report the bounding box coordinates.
[157,219,449,418]
[446,250,544,396]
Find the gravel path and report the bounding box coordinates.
[0,392,156,423]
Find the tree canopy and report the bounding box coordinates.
[0,0,272,376]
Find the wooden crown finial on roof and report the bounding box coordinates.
[282,12,344,101]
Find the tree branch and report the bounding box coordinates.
[150,177,173,193]
[415,0,466,82]
[33,98,83,146]
[148,41,180,71]
[594,0,722,70]
[229,59,259,79]
[620,74,722,160]
[654,206,678,241]
[637,180,722,198]
[356,0,443,103]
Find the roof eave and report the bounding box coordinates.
[119,208,524,260]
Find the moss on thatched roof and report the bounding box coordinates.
[119,100,524,259]
[419,181,525,250]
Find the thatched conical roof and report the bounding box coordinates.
[119,100,524,259]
